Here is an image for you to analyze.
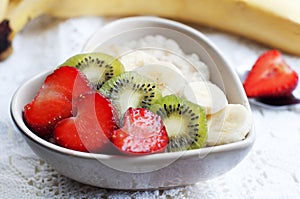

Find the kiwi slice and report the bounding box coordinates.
[99,71,162,120]
[150,95,207,152]
[61,52,124,89]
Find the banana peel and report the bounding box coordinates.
[1,0,300,61]
[0,20,12,61]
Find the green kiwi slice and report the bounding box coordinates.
[99,71,162,120]
[60,52,124,89]
[150,95,207,152]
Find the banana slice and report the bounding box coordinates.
[182,81,228,114]
[206,104,252,146]
[120,50,193,96]
[119,50,159,71]
[134,63,187,96]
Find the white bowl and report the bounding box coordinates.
[10,16,254,190]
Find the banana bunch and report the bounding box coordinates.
[1,0,300,61]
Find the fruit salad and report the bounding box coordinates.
[23,39,252,155]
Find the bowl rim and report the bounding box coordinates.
[10,16,255,163]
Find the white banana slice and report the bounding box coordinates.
[206,104,252,146]
[134,63,188,96]
[182,81,228,114]
[119,50,159,71]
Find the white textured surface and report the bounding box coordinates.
[1,16,300,198]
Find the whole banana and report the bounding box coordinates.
[1,0,300,61]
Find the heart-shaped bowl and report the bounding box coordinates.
[10,16,254,190]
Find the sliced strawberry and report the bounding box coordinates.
[243,50,298,98]
[44,66,93,100]
[54,92,118,153]
[112,107,169,155]
[23,66,92,138]
[24,90,72,138]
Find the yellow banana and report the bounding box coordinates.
[0,0,9,21]
[0,0,55,60]
[5,0,56,37]
[0,0,11,61]
[49,0,300,57]
[1,0,300,61]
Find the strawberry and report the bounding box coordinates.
[243,50,298,98]
[43,66,93,101]
[54,92,118,153]
[23,66,92,138]
[111,107,169,155]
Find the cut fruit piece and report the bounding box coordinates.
[24,90,72,139]
[23,66,92,138]
[206,104,252,146]
[47,66,93,100]
[243,50,298,98]
[134,63,187,96]
[182,81,228,114]
[111,107,169,155]
[60,52,125,89]
[150,95,207,152]
[54,92,118,153]
[99,71,162,121]
[119,50,160,71]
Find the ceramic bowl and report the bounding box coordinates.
[10,16,254,190]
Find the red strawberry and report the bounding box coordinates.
[23,66,92,138]
[43,66,93,100]
[243,50,298,98]
[54,92,118,153]
[112,107,169,155]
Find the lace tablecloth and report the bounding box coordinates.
[1,16,300,199]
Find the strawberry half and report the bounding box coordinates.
[43,66,93,100]
[23,66,92,138]
[54,92,118,153]
[112,107,169,155]
[243,50,298,98]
